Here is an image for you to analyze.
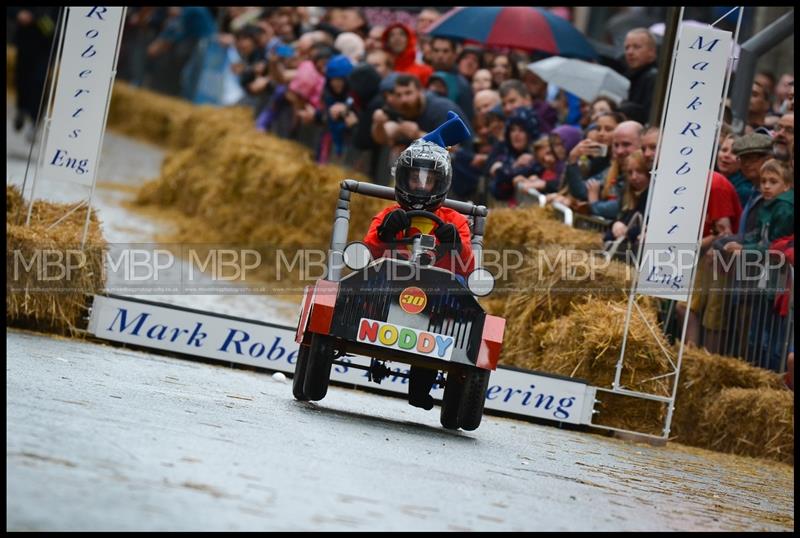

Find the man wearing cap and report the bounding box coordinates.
[731,132,773,237]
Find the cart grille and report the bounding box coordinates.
[331,261,484,361]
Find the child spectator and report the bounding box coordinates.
[286,56,325,125]
[427,71,461,104]
[716,131,752,207]
[318,54,356,163]
[549,125,583,185]
[722,160,794,372]
[516,136,559,195]
[725,159,794,255]
[485,107,541,204]
[603,150,650,249]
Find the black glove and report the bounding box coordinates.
[377,209,411,242]
[434,223,462,253]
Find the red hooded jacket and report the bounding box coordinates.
[381,23,433,87]
[363,205,475,277]
[770,234,794,317]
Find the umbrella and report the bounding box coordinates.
[527,56,630,105]
[426,7,597,61]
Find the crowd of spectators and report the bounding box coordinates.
[98,7,799,375]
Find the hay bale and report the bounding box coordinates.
[133,107,385,252]
[7,185,24,218]
[485,206,602,252]
[494,245,639,362]
[500,300,673,434]
[495,241,632,300]
[113,84,390,296]
[592,391,668,437]
[6,186,106,335]
[522,301,670,391]
[671,346,785,447]
[108,82,195,148]
[7,45,16,90]
[700,387,794,464]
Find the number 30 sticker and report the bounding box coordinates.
[399,287,427,314]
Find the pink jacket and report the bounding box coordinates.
[288,60,324,109]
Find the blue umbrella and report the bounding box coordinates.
[426,7,597,61]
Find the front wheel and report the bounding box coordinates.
[303,333,336,401]
[292,341,311,401]
[440,369,465,430]
[459,368,491,431]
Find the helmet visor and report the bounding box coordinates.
[395,165,448,199]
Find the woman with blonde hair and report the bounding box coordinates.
[604,150,650,248]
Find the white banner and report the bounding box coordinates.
[637,25,732,301]
[88,295,595,425]
[42,7,124,186]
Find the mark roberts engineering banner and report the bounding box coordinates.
[637,25,732,301]
[88,295,596,425]
[42,7,124,186]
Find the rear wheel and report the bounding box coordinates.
[303,333,336,401]
[440,369,465,430]
[459,368,491,431]
[292,342,310,401]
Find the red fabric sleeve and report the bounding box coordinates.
[704,172,743,237]
[433,207,475,277]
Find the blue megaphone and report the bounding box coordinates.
[422,110,471,149]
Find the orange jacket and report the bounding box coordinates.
[363,204,475,277]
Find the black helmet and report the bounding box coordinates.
[392,139,452,211]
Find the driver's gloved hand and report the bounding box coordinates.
[434,223,462,252]
[377,209,411,242]
[418,252,435,266]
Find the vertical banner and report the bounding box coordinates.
[636,25,732,301]
[42,6,124,186]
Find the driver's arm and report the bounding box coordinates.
[453,218,475,275]
[363,206,403,260]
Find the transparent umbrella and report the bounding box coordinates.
[526,56,630,105]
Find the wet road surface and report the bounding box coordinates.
[7,329,793,531]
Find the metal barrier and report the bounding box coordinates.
[665,250,794,373]
[515,186,575,226]
[573,213,613,234]
[520,186,547,208]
